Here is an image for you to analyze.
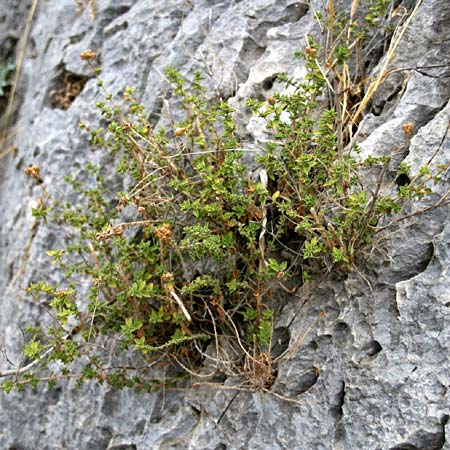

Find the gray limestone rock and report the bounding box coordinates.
[1,0,450,449]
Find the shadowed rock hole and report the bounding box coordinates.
[104,20,128,38]
[150,415,162,424]
[69,31,87,45]
[15,155,23,170]
[371,85,402,116]
[414,242,434,275]
[362,42,385,74]
[48,69,89,110]
[396,173,411,187]
[442,414,449,443]
[108,446,137,450]
[390,427,445,450]
[148,97,164,127]
[191,405,201,418]
[271,326,290,359]
[284,2,309,21]
[367,340,382,356]
[100,5,132,26]
[390,445,420,450]
[386,84,402,103]
[442,414,449,446]
[135,419,146,435]
[357,340,383,361]
[371,100,384,116]
[150,392,173,424]
[350,121,359,137]
[393,240,435,282]
[242,37,266,59]
[222,88,237,102]
[7,261,14,283]
[333,321,350,346]
[45,384,62,405]
[262,74,278,91]
[237,37,266,81]
[254,2,308,29]
[214,444,227,450]
[101,389,120,415]
[330,381,346,420]
[333,381,347,442]
[284,366,319,396]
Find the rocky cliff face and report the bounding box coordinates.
[1,1,450,449]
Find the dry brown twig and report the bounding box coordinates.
[350,0,422,126]
[75,0,96,20]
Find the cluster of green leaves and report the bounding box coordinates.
[2,0,445,393]
[365,0,392,27]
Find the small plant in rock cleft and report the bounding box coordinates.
[1,1,448,395]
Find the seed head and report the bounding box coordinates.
[305,47,317,57]
[174,127,187,137]
[80,49,97,60]
[402,122,414,137]
[155,223,172,241]
[24,165,40,180]
[161,272,174,284]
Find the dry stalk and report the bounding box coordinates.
[0,0,39,159]
[351,0,422,125]
[75,0,96,20]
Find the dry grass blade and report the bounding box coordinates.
[75,0,96,20]
[0,0,39,159]
[351,0,423,125]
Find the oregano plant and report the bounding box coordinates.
[2,0,448,394]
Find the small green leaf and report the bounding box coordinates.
[271,191,281,202]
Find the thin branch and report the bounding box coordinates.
[0,346,54,378]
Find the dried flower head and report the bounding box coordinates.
[116,196,129,212]
[155,223,172,241]
[174,127,187,137]
[24,165,40,180]
[161,272,174,285]
[268,96,276,106]
[305,46,317,57]
[80,49,97,60]
[402,122,414,137]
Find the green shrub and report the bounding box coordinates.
[2,0,446,394]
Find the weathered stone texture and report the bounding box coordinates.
[1,0,450,449]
